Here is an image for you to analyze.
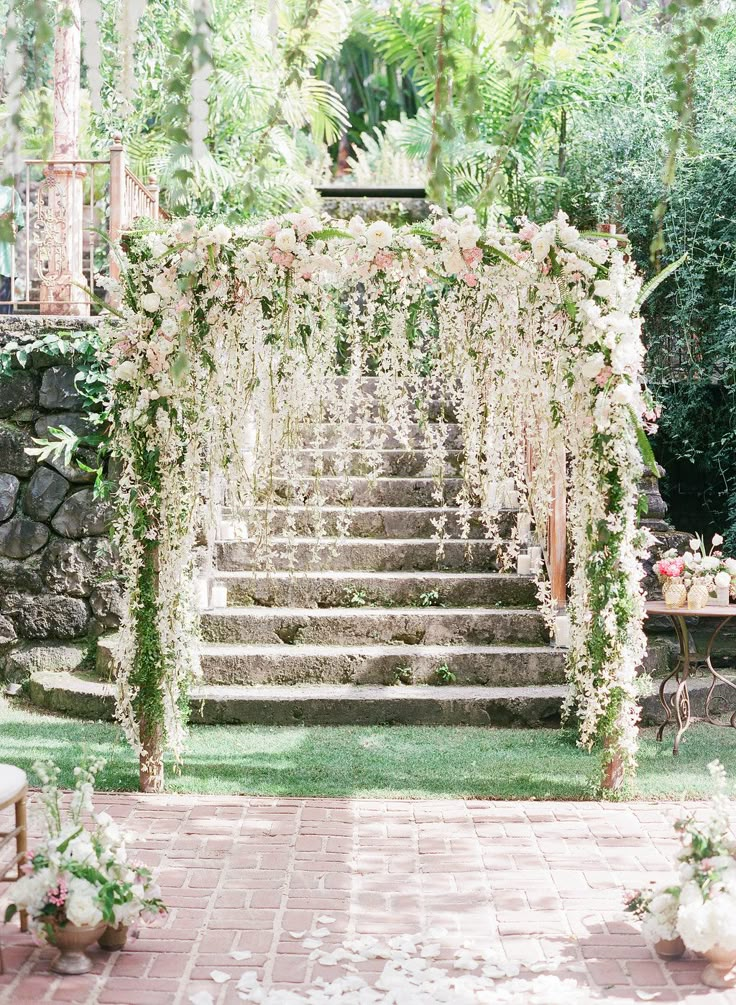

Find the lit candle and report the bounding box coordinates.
[486,481,499,508]
[210,584,228,608]
[233,521,249,540]
[196,578,209,610]
[554,614,571,648]
[517,512,532,544]
[219,521,235,540]
[717,585,730,606]
[529,546,543,575]
[517,552,532,576]
[505,490,519,510]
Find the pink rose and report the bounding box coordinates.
[462,272,479,287]
[263,220,279,237]
[518,222,540,241]
[595,366,613,387]
[462,247,483,267]
[270,249,295,268]
[373,250,394,270]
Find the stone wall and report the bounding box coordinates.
[0,317,121,686]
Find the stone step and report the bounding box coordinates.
[194,642,566,687]
[228,506,505,540]
[216,538,502,573]
[268,477,474,507]
[294,423,464,449]
[286,449,464,478]
[27,671,697,728]
[211,570,538,609]
[201,607,549,646]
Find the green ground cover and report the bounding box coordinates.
[1,704,732,799]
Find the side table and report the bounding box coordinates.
[646,601,736,754]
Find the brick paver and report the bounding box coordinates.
[1,796,735,1003]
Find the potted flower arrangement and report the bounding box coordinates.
[624,885,683,959]
[626,761,736,989]
[675,760,736,988]
[652,553,686,609]
[654,534,736,610]
[4,759,166,975]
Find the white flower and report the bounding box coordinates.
[65,883,104,928]
[715,571,731,588]
[365,221,393,249]
[580,352,605,381]
[558,222,580,245]
[442,249,466,276]
[210,223,232,245]
[724,558,736,575]
[689,539,700,551]
[347,215,366,238]
[114,361,138,384]
[531,232,553,262]
[712,533,724,546]
[274,228,297,252]
[593,279,614,300]
[611,381,634,406]
[141,292,161,313]
[457,222,481,249]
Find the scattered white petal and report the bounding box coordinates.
[636,993,660,1002]
[302,938,322,949]
[210,970,231,984]
[288,931,306,939]
[317,915,336,924]
[230,950,253,961]
[188,994,214,1005]
[312,927,331,938]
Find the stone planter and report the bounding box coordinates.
[702,945,736,989]
[654,936,685,960]
[98,922,129,951]
[49,920,107,975]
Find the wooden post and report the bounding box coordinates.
[40,0,88,315]
[548,440,567,611]
[139,717,164,793]
[148,176,160,221]
[108,133,126,290]
[138,543,164,793]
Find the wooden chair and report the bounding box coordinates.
[0,764,28,974]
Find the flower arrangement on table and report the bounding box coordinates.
[625,760,736,989]
[653,534,736,610]
[5,759,166,974]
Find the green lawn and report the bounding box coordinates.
[1,702,734,799]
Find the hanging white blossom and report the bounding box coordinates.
[105,208,653,786]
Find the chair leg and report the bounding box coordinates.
[15,794,27,933]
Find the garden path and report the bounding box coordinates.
[1,795,734,1004]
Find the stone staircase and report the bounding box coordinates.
[29,409,677,727]
[185,412,569,726]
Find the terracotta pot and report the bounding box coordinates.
[99,923,129,951]
[663,578,687,609]
[49,920,107,975]
[688,582,710,611]
[702,945,736,989]
[654,936,685,960]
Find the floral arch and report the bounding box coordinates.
[106,207,656,792]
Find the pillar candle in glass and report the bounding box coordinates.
[210,584,228,608]
[517,552,532,576]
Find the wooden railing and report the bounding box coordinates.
[1,134,164,316]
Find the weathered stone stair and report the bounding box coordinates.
[31,409,585,725]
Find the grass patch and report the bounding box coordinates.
[1,703,734,799]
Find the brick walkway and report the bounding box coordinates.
[1,796,735,1004]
